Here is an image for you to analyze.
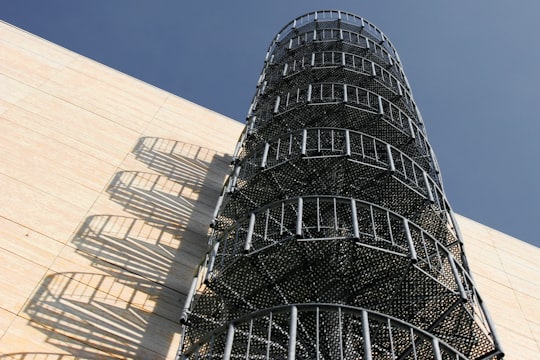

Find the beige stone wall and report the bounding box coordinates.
[1,20,538,359]
[457,215,540,359]
[0,21,243,359]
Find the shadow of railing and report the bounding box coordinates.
[20,137,232,358]
[0,352,104,360]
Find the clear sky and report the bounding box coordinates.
[2,1,539,247]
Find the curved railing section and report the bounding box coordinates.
[274,82,416,120]
[180,304,470,360]
[245,83,434,161]
[270,27,403,79]
[265,10,403,74]
[235,110,441,184]
[180,227,499,359]
[217,129,452,229]
[274,50,417,113]
[211,196,465,270]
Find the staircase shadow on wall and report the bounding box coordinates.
[14,137,231,359]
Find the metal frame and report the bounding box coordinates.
[177,10,503,359]
[181,304,474,360]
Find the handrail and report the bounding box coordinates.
[266,10,401,65]
[180,303,471,359]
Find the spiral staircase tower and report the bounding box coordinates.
[178,10,504,359]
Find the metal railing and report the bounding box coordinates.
[180,304,469,360]
[178,10,504,360]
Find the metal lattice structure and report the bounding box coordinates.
[177,10,504,360]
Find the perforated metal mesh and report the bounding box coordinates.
[177,10,503,360]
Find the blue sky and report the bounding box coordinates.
[2,1,539,247]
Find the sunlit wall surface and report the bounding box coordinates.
[178,11,504,359]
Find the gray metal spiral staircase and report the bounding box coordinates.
[177,10,504,359]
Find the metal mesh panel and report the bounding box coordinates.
[177,10,503,360]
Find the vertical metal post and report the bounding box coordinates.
[261,142,270,169]
[245,213,256,253]
[211,194,224,226]
[246,319,253,359]
[229,165,241,192]
[345,130,351,157]
[388,318,395,358]
[205,242,219,283]
[232,132,244,162]
[223,323,235,360]
[386,144,396,172]
[387,54,394,68]
[296,197,303,237]
[449,255,468,301]
[274,96,281,113]
[247,116,256,135]
[403,219,418,262]
[338,307,344,359]
[288,306,297,360]
[180,275,198,324]
[266,312,273,360]
[351,198,360,239]
[432,338,443,360]
[301,129,307,156]
[361,310,373,360]
[315,307,320,360]
[423,171,435,203]
[407,117,416,139]
[410,328,417,358]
